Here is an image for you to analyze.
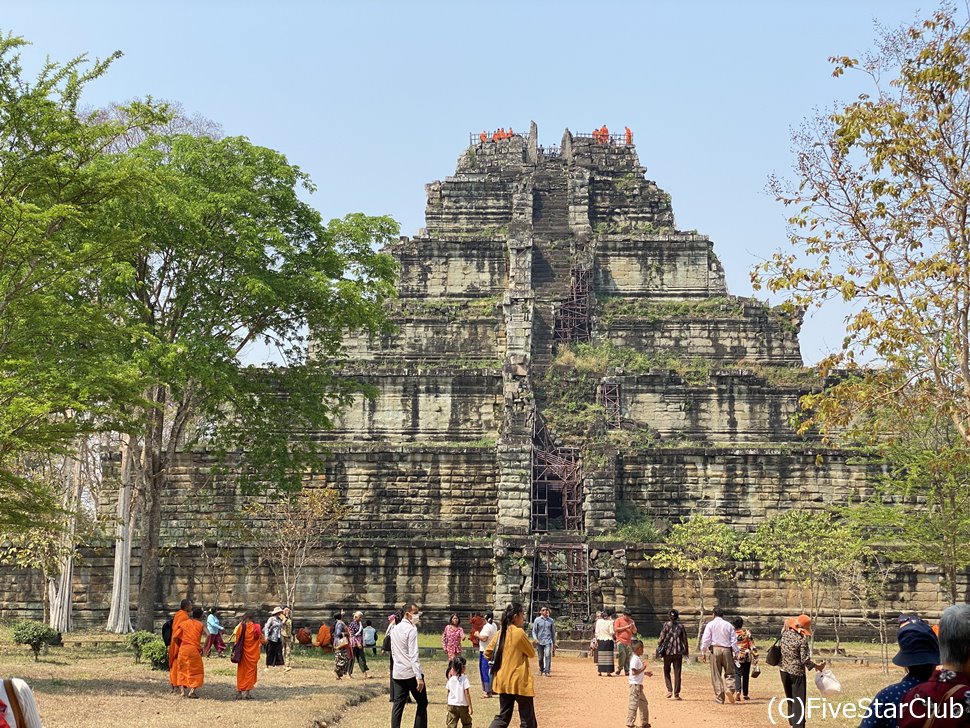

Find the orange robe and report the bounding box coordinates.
[316,624,333,652]
[168,610,189,686]
[174,618,205,689]
[233,622,263,692]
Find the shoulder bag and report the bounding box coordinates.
[765,636,782,667]
[231,624,245,664]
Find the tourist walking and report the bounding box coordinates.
[626,639,652,728]
[173,606,206,698]
[445,655,474,728]
[232,611,265,700]
[531,606,556,677]
[860,618,939,728]
[281,607,293,671]
[656,608,689,699]
[476,611,498,698]
[204,608,226,657]
[614,607,637,676]
[442,613,465,661]
[264,606,285,668]
[733,617,757,701]
[349,611,371,677]
[898,604,970,728]
[390,602,428,728]
[778,615,825,728]
[595,608,616,676]
[700,606,738,704]
[484,602,538,728]
[333,611,352,679]
[383,613,400,702]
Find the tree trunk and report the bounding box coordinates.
[107,436,137,633]
[696,576,705,650]
[48,452,83,633]
[136,388,167,632]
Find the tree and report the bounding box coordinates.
[245,487,347,610]
[651,515,741,647]
[0,34,165,530]
[753,5,970,445]
[846,405,970,605]
[90,132,397,631]
[746,511,869,639]
[0,441,103,632]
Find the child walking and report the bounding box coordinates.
[445,655,473,728]
[627,639,653,728]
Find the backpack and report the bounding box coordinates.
[162,618,173,647]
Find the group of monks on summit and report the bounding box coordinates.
[477,125,634,145]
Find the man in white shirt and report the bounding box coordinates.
[476,611,498,697]
[390,602,428,728]
[699,606,739,704]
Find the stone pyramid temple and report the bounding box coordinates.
[8,123,950,633]
[314,123,877,628]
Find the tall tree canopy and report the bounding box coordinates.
[0,34,164,528]
[98,132,397,629]
[753,5,970,444]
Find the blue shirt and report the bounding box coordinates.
[860,673,922,728]
[363,626,377,646]
[531,615,556,646]
[206,613,223,634]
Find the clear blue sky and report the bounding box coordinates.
[5,0,930,364]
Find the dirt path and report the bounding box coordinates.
[339,654,780,728]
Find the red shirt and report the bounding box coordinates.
[614,616,637,646]
[898,669,970,728]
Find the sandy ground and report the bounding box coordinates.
[338,653,894,728]
[6,644,896,728]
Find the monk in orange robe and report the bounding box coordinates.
[479,131,487,144]
[316,623,333,652]
[168,599,192,690]
[173,606,205,697]
[232,610,265,698]
[625,126,633,145]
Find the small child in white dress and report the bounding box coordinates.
[445,655,473,728]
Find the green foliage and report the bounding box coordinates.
[12,620,58,661]
[754,5,970,447]
[845,408,970,605]
[607,503,663,543]
[550,343,711,385]
[0,34,168,529]
[141,638,170,670]
[745,510,869,629]
[652,515,742,644]
[125,631,158,664]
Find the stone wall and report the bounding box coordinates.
[594,235,727,298]
[597,302,803,366]
[322,445,500,537]
[623,545,970,640]
[329,371,502,442]
[342,306,504,363]
[0,540,496,630]
[617,447,880,530]
[618,372,808,443]
[391,238,507,298]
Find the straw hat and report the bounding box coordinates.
[271,606,284,616]
[794,614,813,636]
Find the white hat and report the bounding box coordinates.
[271,606,284,615]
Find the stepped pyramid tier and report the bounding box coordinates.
[15,124,957,637]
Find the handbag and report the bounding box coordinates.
[814,667,841,697]
[231,625,245,664]
[765,637,782,667]
[751,663,761,678]
[334,636,349,650]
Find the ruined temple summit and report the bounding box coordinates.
[10,124,953,632]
